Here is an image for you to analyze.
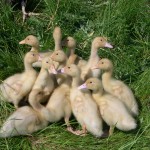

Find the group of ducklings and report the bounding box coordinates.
[0,27,138,138]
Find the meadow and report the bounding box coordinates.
[0,0,149,149]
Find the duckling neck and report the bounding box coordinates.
[24,60,34,71]
[31,46,39,52]
[54,41,62,51]
[92,89,104,102]
[88,46,99,64]
[72,76,80,88]
[67,48,75,56]
[102,69,113,83]
[40,68,49,77]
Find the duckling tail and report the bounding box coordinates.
[0,118,19,138]
[121,119,137,131]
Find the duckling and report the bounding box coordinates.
[0,91,48,138]
[81,37,113,81]
[62,36,77,56]
[19,35,52,68]
[0,51,39,108]
[50,50,67,69]
[62,36,87,67]
[29,56,55,110]
[94,58,138,116]
[50,50,74,85]
[61,64,103,137]
[79,78,137,135]
[19,35,40,52]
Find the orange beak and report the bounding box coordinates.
[38,55,43,61]
[104,42,113,48]
[49,64,57,74]
[78,83,87,90]
[19,39,26,45]
[50,54,54,60]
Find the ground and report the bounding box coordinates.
[0,0,149,149]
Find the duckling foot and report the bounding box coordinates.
[73,130,87,136]
[66,126,74,132]
[66,128,86,136]
[109,126,114,136]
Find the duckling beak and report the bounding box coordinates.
[19,40,26,45]
[38,55,42,61]
[104,42,113,48]
[49,64,57,74]
[50,55,54,60]
[78,83,87,90]
[60,68,65,73]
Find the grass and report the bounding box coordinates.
[0,0,150,149]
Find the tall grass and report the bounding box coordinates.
[0,0,149,149]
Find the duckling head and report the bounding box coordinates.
[62,64,80,77]
[78,78,102,92]
[62,36,76,49]
[53,26,62,42]
[85,78,102,91]
[24,51,40,64]
[98,58,113,71]
[92,37,113,49]
[42,57,53,69]
[41,56,57,74]
[50,50,66,63]
[19,35,39,49]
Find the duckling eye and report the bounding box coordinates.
[38,92,42,95]
[32,54,35,56]
[56,53,58,55]
[90,81,92,84]
[27,38,30,40]
[68,66,70,69]
[100,39,103,41]
[101,62,104,64]
[46,61,48,63]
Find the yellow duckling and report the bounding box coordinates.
[19,35,52,67]
[93,58,138,116]
[79,78,137,135]
[40,51,73,130]
[50,50,76,85]
[61,64,103,137]
[62,36,87,67]
[81,37,113,81]
[19,35,40,52]
[0,51,39,108]
[20,26,62,68]
[29,56,56,110]
[0,90,48,138]
[62,36,77,56]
